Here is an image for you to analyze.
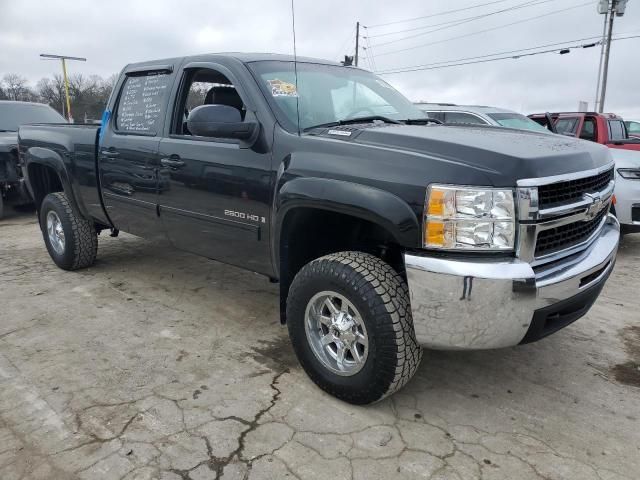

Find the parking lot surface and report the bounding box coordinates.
[1,209,639,480]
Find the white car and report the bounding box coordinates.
[610,148,640,235]
[415,103,551,133]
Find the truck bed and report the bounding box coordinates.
[18,123,109,224]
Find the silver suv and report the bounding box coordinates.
[415,103,550,133]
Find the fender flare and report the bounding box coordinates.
[273,177,421,270]
[24,147,91,220]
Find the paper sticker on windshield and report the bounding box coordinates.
[267,79,298,97]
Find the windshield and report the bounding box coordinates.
[625,121,640,134]
[248,61,426,132]
[0,103,66,131]
[487,112,549,133]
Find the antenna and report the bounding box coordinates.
[290,0,301,136]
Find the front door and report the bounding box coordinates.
[157,66,273,274]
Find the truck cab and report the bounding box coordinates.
[529,112,640,151]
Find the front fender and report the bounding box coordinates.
[274,177,421,262]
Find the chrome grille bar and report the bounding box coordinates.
[516,163,615,265]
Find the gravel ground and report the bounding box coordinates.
[1,207,639,480]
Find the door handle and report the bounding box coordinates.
[160,157,185,168]
[101,149,119,157]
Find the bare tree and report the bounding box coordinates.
[2,73,36,101]
[36,75,66,116]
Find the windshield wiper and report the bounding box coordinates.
[303,116,401,132]
[402,118,443,125]
[0,129,17,132]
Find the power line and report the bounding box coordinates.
[377,35,640,75]
[376,34,606,73]
[367,0,554,47]
[371,1,593,57]
[365,0,514,28]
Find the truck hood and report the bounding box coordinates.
[344,124,613,185]
[609,147,640,169]
[0,131,18,152]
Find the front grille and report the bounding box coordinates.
[538,169,613,208]
[535,207,608,257]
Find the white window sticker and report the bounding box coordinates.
[267,79,298,97]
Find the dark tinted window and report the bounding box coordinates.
[579,119,596,141]
[116,73,171,135]
[444,112,487,125]
[608,120,626,141]
[0,103,66,131]
[555,117,579,135]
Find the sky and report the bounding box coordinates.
[0,0,639,119]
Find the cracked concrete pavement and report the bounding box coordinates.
[1,208,639,480]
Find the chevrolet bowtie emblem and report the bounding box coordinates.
[584,193,604,220]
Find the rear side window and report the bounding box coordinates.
[608,120,626,141]
[116,73,172,135]
[444,112,487,125]
[555,118,579,135]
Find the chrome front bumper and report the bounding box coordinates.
[404,214,620,350]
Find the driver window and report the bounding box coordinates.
[579,119,596,141]
[173,69,246,136]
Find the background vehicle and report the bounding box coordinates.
[624,120,640,139]
[19,54,619,404]
[528,112,640,152]
[609,148,640,235]
[0,101,66,218]
[415,103,550,133]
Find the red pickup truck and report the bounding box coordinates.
[528,112,640,152]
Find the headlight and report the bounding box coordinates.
[617,168,640,180]
[424,185,515,250]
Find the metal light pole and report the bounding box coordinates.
[596,0,630,112]
[355,22,360,67]
[594,8,609,111]
[40,54,87,122]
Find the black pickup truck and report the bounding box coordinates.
[19,53,620,404]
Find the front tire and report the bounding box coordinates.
[40,192,97,270]
[287,251,422,404]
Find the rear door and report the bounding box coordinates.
[99,66,176,238]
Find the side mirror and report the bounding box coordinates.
[187,104,258,141]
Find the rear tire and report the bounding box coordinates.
[287,251,422,404]
[39,192,97,270]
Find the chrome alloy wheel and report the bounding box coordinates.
[46,211,65,255]
[304,291,369,376]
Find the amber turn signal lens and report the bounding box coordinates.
[425,221,445,246]
[427,189,445,216]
